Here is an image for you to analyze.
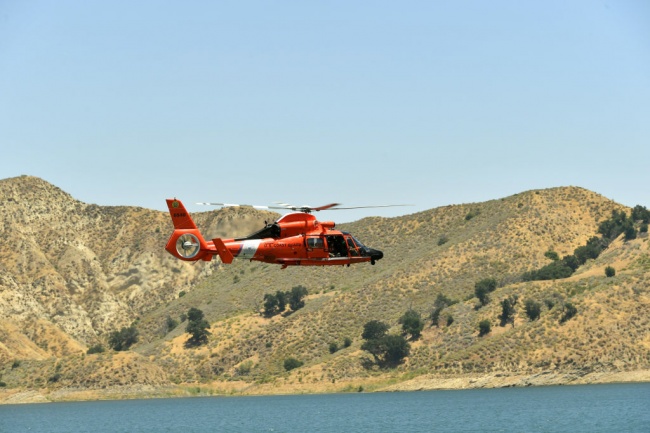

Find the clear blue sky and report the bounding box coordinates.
[1,1,649,222]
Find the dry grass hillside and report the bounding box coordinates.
[1,176,648,402]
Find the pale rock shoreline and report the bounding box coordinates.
[2,370,648,405]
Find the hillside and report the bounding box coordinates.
[1,176,648,402]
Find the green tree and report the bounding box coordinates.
[399,309,424,340]
[499,297,517,327]
[108,325,138,351]
[343,337,352,348]
[605,266,616,277]
[524,299,542,321]
[379,334,410,366]
[263,293,279,317]
[185,307,211,347]
[329,342,339,354]
[360,320,410,368]
[275,290,287,312]
[632,205,650,223]
[288,285,308,311]
[478,320,491,337]
[475,278,497,307]
[361,320,389,341]
[430,293,456,327]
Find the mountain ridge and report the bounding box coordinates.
[1,175,648,402]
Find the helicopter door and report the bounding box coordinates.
[306,235,327,259]
[345,236,360,257]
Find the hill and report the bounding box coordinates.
[0,176,648,402]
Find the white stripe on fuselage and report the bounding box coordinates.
[238,239,262,259]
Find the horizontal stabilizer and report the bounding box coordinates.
[212,238,234,264]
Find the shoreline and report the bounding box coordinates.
[2,369,648,405]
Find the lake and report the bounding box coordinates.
[2,383,648,433]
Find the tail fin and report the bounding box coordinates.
[166,198,198,230]
[165,198,209,261]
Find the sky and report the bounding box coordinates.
[1,1,649,222]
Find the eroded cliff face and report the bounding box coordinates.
[0,176,271,360]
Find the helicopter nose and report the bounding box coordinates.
[368,248,383,264]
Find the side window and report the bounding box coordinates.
[326,235,347,257]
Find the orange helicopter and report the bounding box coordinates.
[165,198,408,269]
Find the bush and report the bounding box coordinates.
[524,300,542,321]
[165,316,179,333]
[343,337,352,348]
[478,320,491,337]
[605,266,616,278]
[87,344,105,354]
[329,342,339,354]
[560,302,577,323]
[284,357,303,371]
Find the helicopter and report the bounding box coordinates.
[165,198,409,269]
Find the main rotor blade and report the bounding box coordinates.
[196,202,272,210]
[323,204,414,210]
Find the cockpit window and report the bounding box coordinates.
[352,236,366,248]
[307,237,324,248]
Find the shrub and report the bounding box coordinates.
[524,300,542,321]
[165,316,179,333]
[478,320,491,337]
[437,235,449,246]
[87,344,105,354]
[284,357,303,371]
[560,302,577,323]
[329,342,339,354]
[605,266,616,278]
[343,337,352,348]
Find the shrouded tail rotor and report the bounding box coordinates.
[176,233,200,259]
